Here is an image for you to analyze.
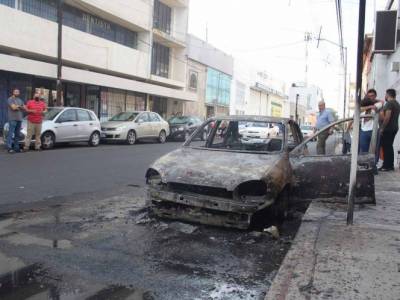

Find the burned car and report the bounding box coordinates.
[146,116,376,229]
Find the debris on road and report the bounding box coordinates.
[168,222,198,234]
[264,226,280,239]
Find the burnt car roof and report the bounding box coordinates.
[206,115,291,123]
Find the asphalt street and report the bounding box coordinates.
[0,141,182,211]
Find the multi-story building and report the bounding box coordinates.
[185,34,233,118]
[0,0,195,130]
[231,62,289,118]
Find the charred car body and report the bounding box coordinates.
[146,116,376,229]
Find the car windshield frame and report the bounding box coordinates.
[109,112,139,122]
[44,108,63,121]
[184,119,286,154]
[168,116,190,125]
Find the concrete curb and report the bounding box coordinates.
[266,172,400,300]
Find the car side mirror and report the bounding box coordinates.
[188,122,193,126]
[136,119,143,124]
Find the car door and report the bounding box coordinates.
[135,112,152,138]
[76,109,93,140]
[289,119,375,203]
[149,112,162,137]
[54,109,80,142]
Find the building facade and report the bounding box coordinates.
[363,0,400,153]
[230,62,289,118]
[184,34,233,118]
[0,0,195,130]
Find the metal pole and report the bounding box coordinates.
[347,0,366,225]
[56,0,63,106]
[343,47,348,119]
[295,94,299,122]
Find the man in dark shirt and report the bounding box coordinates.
[379,89,400,171]
[6,88,25,154]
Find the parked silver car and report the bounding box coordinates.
[101,111,170,145]
[3,107,101,149]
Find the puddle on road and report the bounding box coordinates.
[0,260,154,300]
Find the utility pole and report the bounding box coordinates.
[343,47,348,119]
[304,32,312,86]
[56,0,63,106]
[347,0,366,225]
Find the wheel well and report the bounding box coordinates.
[127,129,136,138]
[41,130,55,140]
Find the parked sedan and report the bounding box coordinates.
[3,107,101,149]
[146,116,376,229]
[101,111,170,145]
[168,116,207,141]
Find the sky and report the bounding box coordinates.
[188,0,388,116]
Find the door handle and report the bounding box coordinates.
[89,123,93,126]
[73,124,78,127]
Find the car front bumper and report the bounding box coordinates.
[148,186,273,229]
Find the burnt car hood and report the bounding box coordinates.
[150,147,282,191]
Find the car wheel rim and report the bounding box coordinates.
[43,135,53,148]
[128,132,135,144]
[92,133,100,145]
[160,132,166,142]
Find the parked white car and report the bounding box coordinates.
[3,107,101,149]
[300,124,315,139]
[239,122,281,143]
[101,111,170,145]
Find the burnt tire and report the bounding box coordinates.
[126,130,136,145]
[41,131,55,150]
[158,130,167,144]
[89,131,100,147]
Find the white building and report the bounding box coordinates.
[185,34,233,118]
[364,0,400,154]
[288,83,323,125]
[0,0,195,129]
[230,61,289,118]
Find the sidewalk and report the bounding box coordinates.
[266,171,400,300]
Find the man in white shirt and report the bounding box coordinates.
[360,89,383,153]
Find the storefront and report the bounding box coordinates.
[0,70,147,131]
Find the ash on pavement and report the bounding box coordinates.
[0,186,303,300]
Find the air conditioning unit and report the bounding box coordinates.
[374,10,398,53]
[391,61,400,72]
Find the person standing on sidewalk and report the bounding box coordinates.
[24,93,47,151]
[315,101,334,155]
[6,88,25,154]
[379,89,400,171]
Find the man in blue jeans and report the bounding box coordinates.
[6,89,25,154]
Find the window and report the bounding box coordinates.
[58,109,77,122]
[9,1,137,49]
[0,0,14,7]
[152,42,170,78]
[153,0,171,34]
[189,70,198,90]
[21,0,57,22]
[187,120,284,153]
[137,113,149,123]
[77,110,91,121]
[206,68,232,106]
[150,113,161,122]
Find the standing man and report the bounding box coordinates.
[379,89,400,171]
[315,101,334,155]
[24,93,47,151]
[6,88,25,154]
